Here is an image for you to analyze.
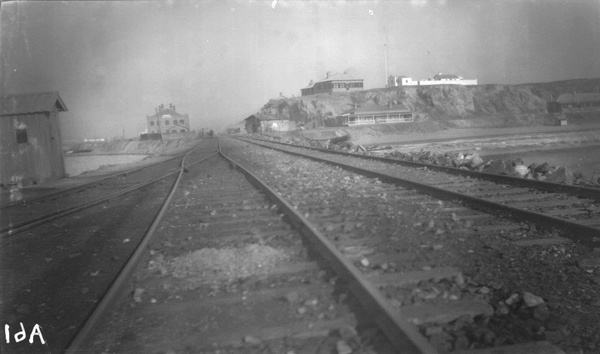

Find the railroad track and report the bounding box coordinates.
[70,140,399,353]
[5,135,598,353]
[0,140,217,353]
[220,137,598,353]
[239,136,600,247]
[64,137,597,353]
[0,142,215,237]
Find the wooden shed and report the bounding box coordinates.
[0,92,68,187]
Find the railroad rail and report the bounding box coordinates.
[0,140,217,353]
[223,137,596,353]
[66,137,583,353]
[238,137,600,247]
[4,136,597,353]
[0,142,213,237]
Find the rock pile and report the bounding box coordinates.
[250,133,600,188]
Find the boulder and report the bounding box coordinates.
[481,160,510,175]
[418,151,432,162]
[460,153,484,169]
[533,162,551,174]
[545,166,573,184]
[514,164,530,177]
[435,156,453,167]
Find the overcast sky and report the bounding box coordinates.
[1,0,600,140]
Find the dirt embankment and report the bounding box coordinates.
[64,138,200,155]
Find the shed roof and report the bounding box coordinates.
[342,103,411,116]
[245,114,288,121]
[0,91,67,116]
[556,92,600,104]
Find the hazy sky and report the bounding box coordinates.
[1,0,599,140]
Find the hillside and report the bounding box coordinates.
[256,78,600,130]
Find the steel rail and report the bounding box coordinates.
[0,149,216,238]
[0,151,190,210]
[64,146,214,353]
[241,138,600,247]
[218,140,436,353]
[238,137,600,200]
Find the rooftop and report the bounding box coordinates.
[342,103,411,116]
[556,92,600,104]
[0,91,67,116]
[245,114,288,121]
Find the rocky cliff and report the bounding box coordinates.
[257,78,600,128]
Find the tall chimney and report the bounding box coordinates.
[326,71,331,78]
[173,105,176,112]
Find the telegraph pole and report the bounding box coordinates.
[427,50,431,80]
[384,26,389,87]
[384,44,388,87]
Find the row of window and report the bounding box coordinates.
[332,82,363,88]
[346,114,414,126]
[149,119,186,126]
[150,129,187,133]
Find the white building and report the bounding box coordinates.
[388,73,477,87]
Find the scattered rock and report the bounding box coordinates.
[533,303,551,320]
[505,293,520,305]
[133,288,144,302]
[336,339,353,354]
[495,302,510,315]
[285,291,300,304]
[523,292,545,307]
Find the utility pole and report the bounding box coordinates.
[383,26,389,87]
[384,44,388,87]
[427,50,431,80]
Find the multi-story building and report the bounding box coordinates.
[146,103,190,134]
[301,71,364,96]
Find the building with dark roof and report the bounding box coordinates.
[146,103,190,134]
[301,71,364,96]
[554,92,600,112]
[340,103,414,126]
[244,114,291,133]
[0,92,68,186]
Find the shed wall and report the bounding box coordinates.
[0,110,65,185]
